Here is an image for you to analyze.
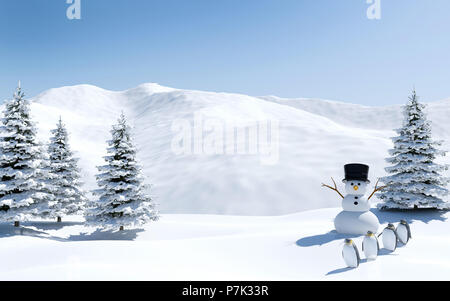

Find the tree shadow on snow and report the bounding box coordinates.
[0,223,143,242]
[372,208,448,225]
[0,223,46,239]
[24,221,85,231]
[68,228,144,241]
[0,223,67,242]
[296,230,360,247]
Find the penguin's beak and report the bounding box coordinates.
[353,186,359,191]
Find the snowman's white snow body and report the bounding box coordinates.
[334,180,380,235]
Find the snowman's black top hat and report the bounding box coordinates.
[343,163,370,183]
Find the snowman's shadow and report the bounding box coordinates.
[296,230,359,247]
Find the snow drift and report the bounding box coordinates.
[1,83,448,215]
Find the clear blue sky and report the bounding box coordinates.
[1,0,450,105]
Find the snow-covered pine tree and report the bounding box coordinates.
[378,90,450,210]
[0,83,52,226]
[47,117,86,222]
[32,144,55,219]
[86,113,158,231]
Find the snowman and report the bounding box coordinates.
[322,163,386,235]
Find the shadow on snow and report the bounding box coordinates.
[25,221,85,231]
[326,250,399,276]
[372,208,448,225]
[296,208,446,276]
[68,228,144,241]
[0,222,143,241]
[296,231,360,247]
[297,208,447,248]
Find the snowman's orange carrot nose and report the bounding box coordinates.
[353,185,359,191]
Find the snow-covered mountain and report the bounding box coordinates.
[3,84,449,215]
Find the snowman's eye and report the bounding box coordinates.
[351,183,354,185]
[358,183,361,186]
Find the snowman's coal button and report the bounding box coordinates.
[354,196,358,199]
[354,202,359,205]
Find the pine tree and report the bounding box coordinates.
[32,144,54,219]
[0,83,51,226]
[86,113,158,231]
[47,117,86,222]
[378,90,450,210]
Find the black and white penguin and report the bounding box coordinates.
[382,223,398,251]
[396,220,412,245]
[362,231,379,260]
[342,239,360,268]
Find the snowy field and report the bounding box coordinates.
[1,208,448,281]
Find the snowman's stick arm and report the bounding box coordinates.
[321,177,344,199]
[367,179,388,200]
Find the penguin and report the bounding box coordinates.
[396,220,412,245]
[342,239,360,268]
[362,231,379,260]
[381,223,398,251]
